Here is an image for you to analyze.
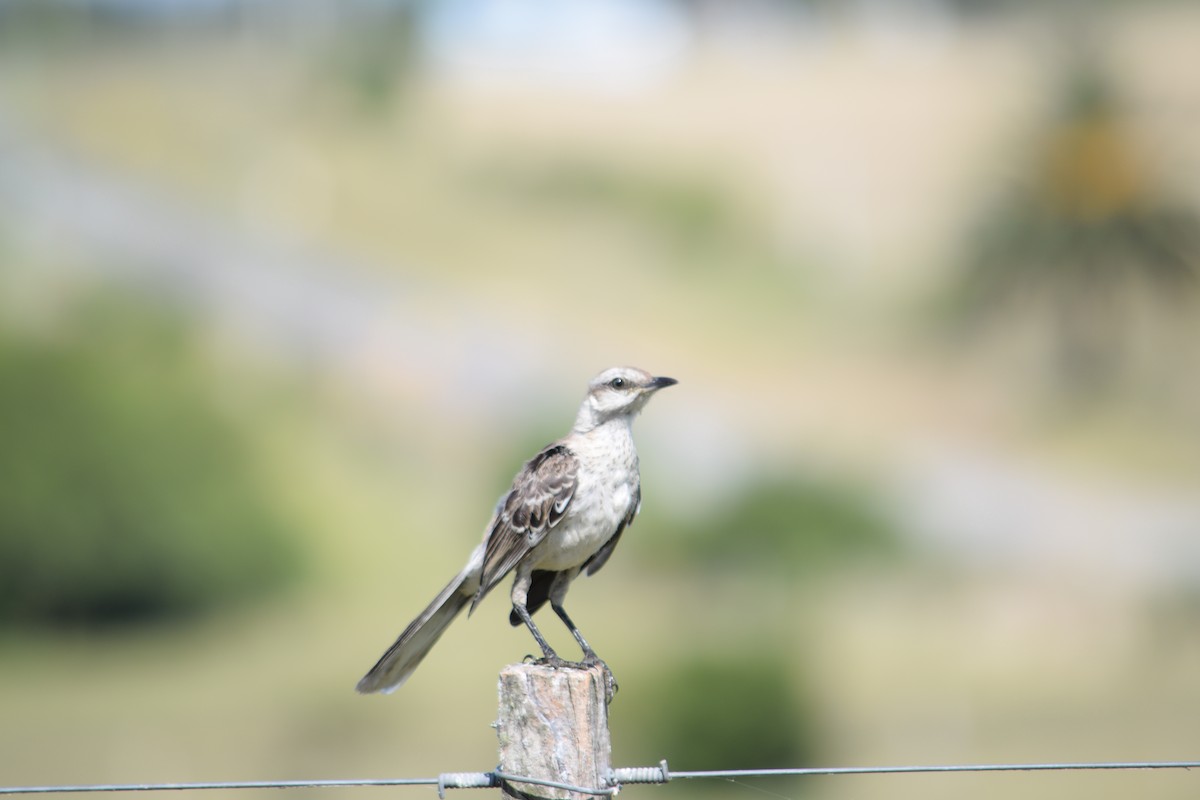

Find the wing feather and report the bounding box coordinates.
[471,444,578,610]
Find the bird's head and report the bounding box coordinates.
[574,366,677,432]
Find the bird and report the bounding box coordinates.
[356,366,677,697]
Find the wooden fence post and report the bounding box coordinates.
[495,663,611,799]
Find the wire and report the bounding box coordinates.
[1,761,1196,796]
[492,771,614,797]
[0,778,439,796]
[668,761,1200,780]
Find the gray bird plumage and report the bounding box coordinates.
[356,366,676,695]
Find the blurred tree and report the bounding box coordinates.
[651,472,903,574]
[953,57,1199,393]
[629,651,818,785]
[319,1,424,117]
[0,296,299,628]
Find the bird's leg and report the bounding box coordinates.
[510,572,571,667]
[511,600,565,665]
[551,601,618,702]
[550,602,597,661]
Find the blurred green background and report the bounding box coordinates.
[1,1,1199,799]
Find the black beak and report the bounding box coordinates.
[649,376,678,391]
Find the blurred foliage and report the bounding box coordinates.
[0,295,299,628]
[632,651,818,779]
[652,473,903,574]
[317,2,423,117]
[952,59,1199,391]
[467,156,754,263]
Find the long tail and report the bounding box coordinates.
[356,567,475,694]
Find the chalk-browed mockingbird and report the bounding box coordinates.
[356,366,677,695]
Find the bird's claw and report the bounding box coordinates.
[580,654,619,704]
[533,653,574,670]
[529,652,618,703]
[525,652,619,705]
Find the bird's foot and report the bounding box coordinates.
[580,653,619,704]
[527,651,617,702]
[532,653,577,671]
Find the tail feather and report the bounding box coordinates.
[356,569,474,694]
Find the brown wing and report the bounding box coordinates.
[471,444,578,611]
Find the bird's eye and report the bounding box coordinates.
[609,377,626,390]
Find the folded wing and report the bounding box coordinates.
[471,444,578,611]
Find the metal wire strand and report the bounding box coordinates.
[492,771,615,797]
[0,778,441,795]
[669,761,1200,780]
[1,761,1197,796]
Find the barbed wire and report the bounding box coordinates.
[1,760,1197,797]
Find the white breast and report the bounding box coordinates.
[530,421,639,572]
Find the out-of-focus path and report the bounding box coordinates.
[0,115,554,416]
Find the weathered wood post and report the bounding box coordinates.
[495,663,611,799]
